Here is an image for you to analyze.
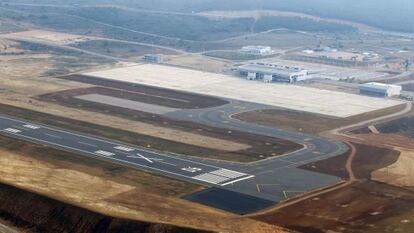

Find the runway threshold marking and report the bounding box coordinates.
[193,168,255,186]
[3,128,21,134]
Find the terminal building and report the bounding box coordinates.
[240,46,273,56]
[237,62,310,83]
[359,82,402,97]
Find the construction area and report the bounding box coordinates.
[84,63,402,118]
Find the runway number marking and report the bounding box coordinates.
[4,128,21,134]
[181,167,202,173]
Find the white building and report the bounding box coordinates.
[237,62,310,83]
[359,82,402,97]
[240,46,273,55]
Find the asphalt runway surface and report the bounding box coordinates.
[0,116,254,187]
[0,99,349,214]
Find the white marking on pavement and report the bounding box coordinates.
[193,173,230,184]
[78,141,98,147]
[220,175,255,186]
[0,116,226,171]
[22,124,40,129]
[0,116,255,187]
[3,128,21,133]
[127,155,162,161]
[114,146,135,152]
[135,153,153,163]
[210,169,247,179]
[95,150,115,157]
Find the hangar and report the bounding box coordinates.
[359,82,402,97]
[237,62,310,83]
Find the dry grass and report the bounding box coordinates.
[372,148,414,187]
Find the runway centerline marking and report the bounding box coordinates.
[78,141,98,147]
[22,124,40,130]
[43,132,62,139]
[126,155,161,160]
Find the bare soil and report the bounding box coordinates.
[2,30,90,45]
[234,104,405,134]
[255,181,414,233]
[300,143,400,180]
[164,54,231,73]
[71,39,179,59]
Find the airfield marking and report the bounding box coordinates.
[221,175,255,186]
[22,124,40,130]
[0,116,255,187]
[114,146,135,152]
[95,150,115,157]
[78,141,98,147]
[43,132,62,139]
[135,152,154,163]
[3,128,21,134]
[256,183,281,193]
[283,190,304,200]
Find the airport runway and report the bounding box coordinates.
[0,100,349,214]
[0,116,254,187]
